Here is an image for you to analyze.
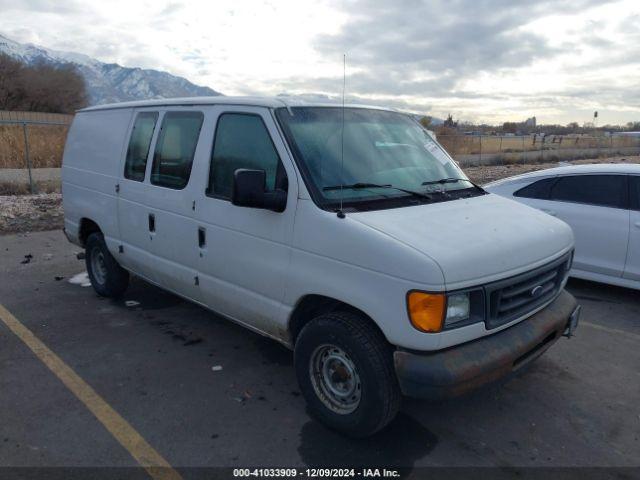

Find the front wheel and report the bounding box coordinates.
[294,311,401,437]
[85,232,129,298]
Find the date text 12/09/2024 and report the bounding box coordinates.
[233,469,401,478]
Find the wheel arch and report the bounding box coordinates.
[288,294,389,346]
[78,218,102,247]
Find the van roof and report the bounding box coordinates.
[78,96,397,113]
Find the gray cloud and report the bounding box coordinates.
[158,2,184,16]
[259,0,640,122]
[279,70,456,97]
[0,0,90,14]
[313,0,615,89]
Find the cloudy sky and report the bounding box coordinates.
[2,0,639,124]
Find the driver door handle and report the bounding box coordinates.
[540,208,557,216]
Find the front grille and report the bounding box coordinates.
[485,252,571,329]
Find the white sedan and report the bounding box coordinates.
[485,164,640,290]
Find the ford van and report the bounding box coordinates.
[62,97,580,437]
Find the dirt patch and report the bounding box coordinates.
[0,193,63,235]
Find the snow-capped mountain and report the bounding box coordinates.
[0,34,222,106]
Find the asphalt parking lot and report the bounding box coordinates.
[0,230,639,478]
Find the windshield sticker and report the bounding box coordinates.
[423,140,451,165]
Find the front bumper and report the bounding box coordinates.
[394,290,579,400]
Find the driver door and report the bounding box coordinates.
[191,106,298,336]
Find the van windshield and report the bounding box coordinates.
[275,107,478,210]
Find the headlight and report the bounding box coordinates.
[445,293,470,326]
[407,290,483,332]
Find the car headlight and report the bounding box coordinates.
[445,293,470,326]
[407,290,483,332]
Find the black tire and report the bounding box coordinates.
[85,232,129,298]
[294,311,401,437]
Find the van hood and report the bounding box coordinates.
[350,193,574,289]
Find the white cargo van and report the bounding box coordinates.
[62,97,580,437]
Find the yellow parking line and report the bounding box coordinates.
[0,303,182,480]
[582,321,640,341]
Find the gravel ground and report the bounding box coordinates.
[0,193,63,235]
[1,155,638,235]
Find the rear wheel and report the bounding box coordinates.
[294,311,401,437]
[85,232,129,297]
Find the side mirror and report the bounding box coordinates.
[231,169,287,213]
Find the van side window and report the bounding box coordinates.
[514,178,555,200]
[549,175,627,209]
[124,112,158,181]
[150,111,204,190]
[208,113,281,199]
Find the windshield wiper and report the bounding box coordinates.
[421,177,465,186]
[421,177,486,195]
[323,183,433,201]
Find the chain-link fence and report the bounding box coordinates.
[0,111,73,194]
[437,134,640,166]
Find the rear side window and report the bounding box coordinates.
[514,177,555,199]
[150,111,204,190]
[207,113,280,199]
[124,112,158,181]
[549,175,627,209]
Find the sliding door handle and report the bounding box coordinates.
[148,213,155,232]
[198,227,206,248]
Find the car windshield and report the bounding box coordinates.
[275,107,475,209]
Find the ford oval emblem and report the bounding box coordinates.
[530,285,544,297]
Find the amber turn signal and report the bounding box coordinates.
[407,291,446,332]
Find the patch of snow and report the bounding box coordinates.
[69,272,91,287]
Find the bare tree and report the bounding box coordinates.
[443,114,458,128]
[0,54,26,109]
[419,116,433,129]
[0,53,88,113]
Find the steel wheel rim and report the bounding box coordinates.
[90,247,107,285]
[309,344,361,414]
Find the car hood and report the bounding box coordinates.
[349,193,574,289]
